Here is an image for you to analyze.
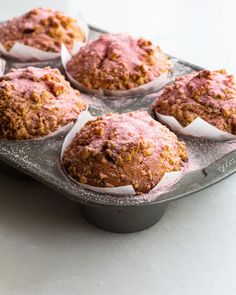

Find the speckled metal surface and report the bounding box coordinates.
[0,26,236,208]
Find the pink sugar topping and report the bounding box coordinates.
[0,7,85,53]
[67,33,171,90]
[81,110,180,155]
[79,33,166,80]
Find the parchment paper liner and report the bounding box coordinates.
[61,44,171,98]
[0,58,6,75]
[61,110,183,195]
[155,112,236,141]
[0,13,89,61]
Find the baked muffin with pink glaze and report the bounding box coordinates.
[0,7,86,53]
[66,33,171,91]
[62,111,187,194]
[0,66,86,140]
[153,69,236,134]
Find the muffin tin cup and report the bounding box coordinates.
[80,202,168,233]
[61,44,171,98]
[1,124,236,232]
[0,25,236,233]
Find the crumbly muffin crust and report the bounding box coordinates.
[67,33,171,91]
[62,111,187,194]
[0,7,86,53]
[0,66,86,140]
[153,69,236,134]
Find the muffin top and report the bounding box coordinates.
[0,7,86,53]
[0,66,86,140]
[153,69,236,134]
[66,33,171,91]
[62,111,187,193]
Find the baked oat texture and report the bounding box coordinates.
[67,33,171,91]
[0,66,86,140]
[0,7,86,53]
[62,110,187,194]
[153,69,236,134]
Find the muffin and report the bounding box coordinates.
[66,33,171,91]
[0,66,86,140]
[153,69,236,134]
[0,7,86,53]
[62,111,187,194]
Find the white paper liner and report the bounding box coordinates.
[61,44,170,97]
[61,110,183,195]
[0,58,6,76]
[0,13,89,61]
[61,109,93,155]
[155,112,236,141]
[0,42,61,61]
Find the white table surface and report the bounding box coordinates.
[0,1,236,294]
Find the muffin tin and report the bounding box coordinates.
[0,25,236,233]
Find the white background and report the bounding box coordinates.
[0,1,236,294]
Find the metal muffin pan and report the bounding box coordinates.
[0,26,236,233]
